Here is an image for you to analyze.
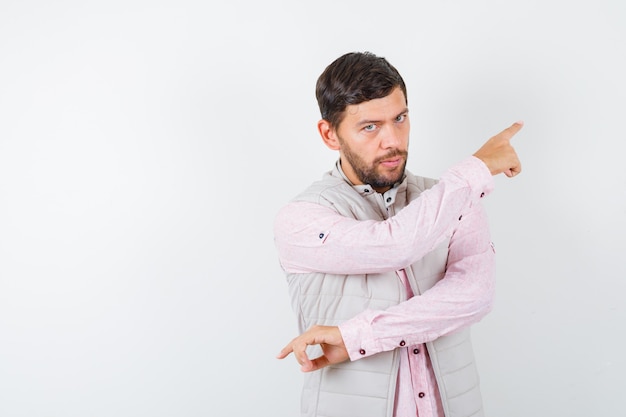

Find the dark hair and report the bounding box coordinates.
[315,51,407,128]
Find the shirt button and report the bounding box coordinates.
[418,392,425,398]
[413,348,420,354]
[458,215,462,221]
[359,349,366,355]
[386,197,392,203]
[318,233,324,239]
[399,340,406,347]
[480,192,485,198]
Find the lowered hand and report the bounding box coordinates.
[276,325,349,372]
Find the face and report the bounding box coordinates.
[322,87,410,193]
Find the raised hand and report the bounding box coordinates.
[473,121,524,177]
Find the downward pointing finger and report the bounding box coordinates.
[276,344,293,359]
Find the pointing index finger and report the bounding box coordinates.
[276,343,294,359]
[501,120,524,141]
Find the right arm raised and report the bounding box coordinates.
[273,122,523,275]
[274,156,491,275]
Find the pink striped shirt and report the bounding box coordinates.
[275,156,496,417]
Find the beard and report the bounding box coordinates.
[340,141,408,190]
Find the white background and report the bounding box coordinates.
[1,1,625,416]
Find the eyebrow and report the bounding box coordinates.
[356,108,409,127]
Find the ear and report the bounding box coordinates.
[317,119,340,151]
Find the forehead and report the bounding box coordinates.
[343,87,407,122]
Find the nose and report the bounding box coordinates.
[379,124,403,149]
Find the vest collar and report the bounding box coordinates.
[331,159,407,209]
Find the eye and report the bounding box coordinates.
[395,114,407,123]
[363,124,377,132]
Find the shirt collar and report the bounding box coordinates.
[333,159,406,208]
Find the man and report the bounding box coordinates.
[274,51,522,417]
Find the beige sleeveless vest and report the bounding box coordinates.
[285,166,484,417]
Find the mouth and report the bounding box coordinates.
[377,153,406,169]
[379,157,402,168]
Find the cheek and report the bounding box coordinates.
[400,124,411,146]
[363,141,383,159]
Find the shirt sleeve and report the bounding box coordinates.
[338,200,496,361]
[274,156,494,275]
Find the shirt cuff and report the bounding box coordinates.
[338,310,382,361]
[445,156,495,206]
